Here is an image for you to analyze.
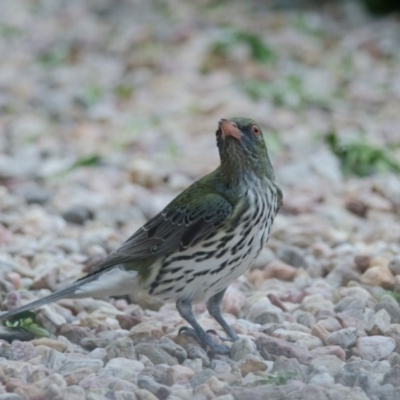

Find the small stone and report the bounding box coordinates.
[361,266,394,289]
[230,338,258,362]
[355,255,371,272]
[33,346,67,371]
[0,394,26,400]
[158,337,187,363]
[389,352,400,366]
[311,323,329,342]
[271,356,305,381]
[102,358,144,381]
[22,186,51,205]
[106,337,137,360]
[389,256,400,276]
[80,337,111,351]
[295,311,315,329]
[62,206,94,225]
[356,336,396,361]
[58,324,96,345]
[317,317,342,332]
[308,366,335,386]
[9,341,34,361]
[311,345,346,361]
[31,338,68,353]
[182,358,203,372]
[135,343,178,366]
[190,369,216,388]
[33,373,67,391]
[61,385,86,400]
[366,309,391,335]
[356,368,381,398]
[383,364,400,387]
[375,300,400,324]
[135,389,159,400]
[272,328,323,350]
[184,343,211,367]
[138,376,171,399]
[247,298,284,324]
[63,368,94,386]
[193,383,215,399]
[59,358,103,374]
[164,365,196,386]
[205,376,228,393]
[377,384,398,400]
[256,334,315,365]
[335,297,365,320]
[325,328,359,348]
[311,355,344,376]
[276,245,306,268]
[239,358,267,377]
[222,286,246,317]
[335,360,372,387]
[116,313,142,330]
[214,395,234,400]
[129,322,164,341]
[262,260,297,281]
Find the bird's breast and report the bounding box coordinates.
[147,181,280,303]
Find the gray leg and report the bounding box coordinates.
[176,298,230,355]
[206,289,239,342]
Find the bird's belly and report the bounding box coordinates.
[150,220,269,303]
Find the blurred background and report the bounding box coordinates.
[0,0,400,291]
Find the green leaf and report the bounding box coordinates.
[3,312,50,339]
[326,131,400,177]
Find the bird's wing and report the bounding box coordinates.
[93,192,233,272]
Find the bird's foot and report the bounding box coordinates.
[178,326,230,355]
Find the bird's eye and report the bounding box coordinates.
[252,125,260,136]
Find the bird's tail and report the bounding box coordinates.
[0,263,138,321]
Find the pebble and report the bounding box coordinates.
[230,338,258,362]
[366,309,391,335]
[106,337,138,360]
[361,266,394,290]
[308,366,334,386]
[256,334,315,365]
[59,358,104,374]
[62,206,94,225]
[189,369,216,388]
[356,336,396,361]
[101,358,144,381]
[325,327,359,348]
[135,342,178,366]
[375,299,400,324]
[164,365,196,386]
[238,358,267,377]
[388,256,400,276]
[310,355,344,376]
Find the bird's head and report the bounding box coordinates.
[216,117,275,182]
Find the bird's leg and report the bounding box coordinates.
[176,298,230,355]
[206,289,239,342]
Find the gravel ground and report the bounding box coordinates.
[1,1,400,399]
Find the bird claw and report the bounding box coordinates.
[178,326,231,355]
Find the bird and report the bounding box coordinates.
[0,117,282,354]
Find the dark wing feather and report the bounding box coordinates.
[90,193,233,274]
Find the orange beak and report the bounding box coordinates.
[219,119,242,140]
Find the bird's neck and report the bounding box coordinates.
[218,157,275,188]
